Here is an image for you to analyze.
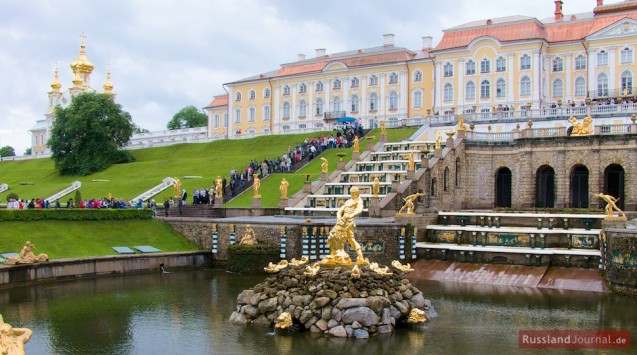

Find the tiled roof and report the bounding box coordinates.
[448,15,535,30]
[204,95,228,109]
[435,21,545,51]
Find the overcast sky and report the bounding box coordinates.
[0,0,604,154]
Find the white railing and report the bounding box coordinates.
[130,177,175,203]
[0,183,8,194]
[45,181,82,203]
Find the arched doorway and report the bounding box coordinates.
[536,165,555,208]
[495,167,512,208]
[604,164,625,210]
[570,165,589,208]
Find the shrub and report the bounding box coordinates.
[0,208,153,221]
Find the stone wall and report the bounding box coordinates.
[603,228,637,296]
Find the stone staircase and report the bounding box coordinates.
[45,181,82,203]
[130,177,175,203]
[0,184,8,194]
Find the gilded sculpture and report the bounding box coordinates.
[290,256,309,266]
[253,174,261,198]
[264,260,289,273]
[0,315,32,355]
[275,312,293,329]
[456,115,466,131]
[391,260,414,273]
[408,152,415,171]
[4,241,48,265]
[353,135,360,153]
[215,176,223,198]
[321,157,328,174]
[238,225,257,245]
[372,176,380,197]
[380,120,386,135]
[435,132,442,149]
[594,193,627,219]
[369,262,392,275]
[303,262,321,276]
[173,177,181,198]
[398,192,424,215]
[279,178,289,199]
[568,115,593,136]
[407,308,427,323]
[321,186,367,266]
[350,264,361,279]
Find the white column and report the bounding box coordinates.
[434,62,442,111]
[228,88,234,135]
[291,84,297,123]
[532,51,541,107]
[400,71,407,116]
[273,85,280,132]
[457,59,465,110]
[507,54,515,102]
[308,81,314,119]
[588,51,596,95]
[343,76,349,114]
[325,80,331,114]
[565,54,572,102]
[608,46,616,92]
[379,73,386,117]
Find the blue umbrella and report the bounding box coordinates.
[337,116,356,123]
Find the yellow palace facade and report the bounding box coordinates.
[204,0,637,138]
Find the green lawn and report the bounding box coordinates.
[0,127,417,208]
[0,220,199,259]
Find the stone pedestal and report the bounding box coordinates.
[421,158,429,168]
[602,218,628,229]
[391,180,400,192]
[321,172,328,181]
[337,160,346,170]
[446,137,454,148]
[406,170,415,180]
[456,130,466,139]
[278,198,289,209]
[369,197,380,218]
[252,197,262,208]
[214,197,223,207]
[395,214,421,225]
[434,148,442,158]
[352,152,360,161]
[173,197,181,205]
[304,181,312,193]
[380,133,387,143]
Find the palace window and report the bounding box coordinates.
[575,55,586,70]
[520,76,531,96]
[443,62,453,77]
[333,79,341,90]
[496,78,506,98]
[369,92,378,111]
[249,90,256,100]
[214,114,220,128]
[333,96,342,112]
[465,81,475,100]
[264,88,271,98]
[369,75,378,86]
[299,83,307,93]
[282,85,290,95]
[496,56,506,72]
[552,57,563,72]
[466,60,476,75]
[389,72,398,84]
[351,95,360,112]
[282,102,290,118]
[351,77,359,87]
[597,50,608,66]
[315,81,324,91]
[299,100,307,117]
[235,92,242,101]
[575,77,586,97]
[480,59,491,73]
[621,71,633,94]
[263,105,270,121]
[414,70,423,82]
[249,107,255,122]
[389,91,398,109]
[443,83,453,101]
[520,54,531,70]
[413,90,423,108]
[597,73,608,96]
[480,80,490,98]
[234,108,241,123]
[621,47,633,64]
[223,113,228,127]
[316,98,324,115]
[552,79,563,98]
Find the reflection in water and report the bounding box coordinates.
[0,270,634,354]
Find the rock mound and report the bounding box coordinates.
[229,264,434,338]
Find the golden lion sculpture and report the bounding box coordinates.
[407,308,427,323]
[275,312,293,329]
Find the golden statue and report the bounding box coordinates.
[212,223,217,233]
[320,157,328,174]
[369,262,392,275]
[594,193,626,219]
[398,193,424,214]
[408,152,415,171]
[303,262,321,276]
[0,315,32,355]
[380,120,386,135]
[321,186,367,266]
[215,176,223,198]
[275,312,293,329]
[238,225,257,245]
[279,178,289,199]
[391,260,414,273]
[372,176,380,197]
[435,132,442,149]
[456,115,466,131]
[353,135,360,153]
[253,174,261,198]
[407,308,427,323]
[5,241,48,265]
[173,177,181,198]
[290,256,309,266]
[264,260,289,273]
[350,264,361,279]
[568,115,593,136]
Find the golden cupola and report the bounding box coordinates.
[70,33,94,84]
[50,63,62,92]
[72,64,83,87]
[103,65,114,94]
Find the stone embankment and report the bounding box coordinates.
[229,265,435,338]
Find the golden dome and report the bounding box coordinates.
[72,64,83,87]
[50,63,61,91]
[103,65,114,93]
[70,33,94,74]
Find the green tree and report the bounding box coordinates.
[24,147,32,155]
[48,92,134,175]
[166,105,207,129]
[0,145,15,157]
[133,123,149,134]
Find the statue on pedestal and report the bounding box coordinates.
[253,174,261,198]
[321,158,328,174]
[372,176,380,197]
[594,193,626,219]
[239,225,257,245]
[321,186,366,266]
[215,176,223,199]
[5,241,48,265]
[398,193,424,215]
[279,178,289,199]
[173,178,181,198]
[353,136,360,153]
